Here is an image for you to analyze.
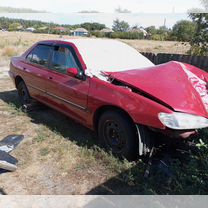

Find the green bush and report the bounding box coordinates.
[92,31,144,40]
[91,31,106,38]
[171,20,196,42]
[110,32,144,39]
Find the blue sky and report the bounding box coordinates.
[0,0,203,13]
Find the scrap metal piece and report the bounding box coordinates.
[144,147,155,178]
[0,135,24,153]
[0,135,23,172]
[0,161,17,172]
[0,145,14,153]
[0,150,18,172]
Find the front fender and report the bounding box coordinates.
[87,78,173,129]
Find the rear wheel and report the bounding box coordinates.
[17,81,31,106]
[98,111,139,161]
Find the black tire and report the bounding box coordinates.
[17,81,31,106]
[98,110,138,161]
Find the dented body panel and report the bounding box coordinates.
[107,62,208,118]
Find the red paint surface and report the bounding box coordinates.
[9,40,208,135]
[107,61,208,118]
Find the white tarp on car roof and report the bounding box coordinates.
[64,39,154,80]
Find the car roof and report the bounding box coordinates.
[36,38,154,81]
[37,38,123,45]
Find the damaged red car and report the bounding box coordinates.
[9,39,208,160]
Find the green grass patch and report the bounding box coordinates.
[40,147,50,156]
[8,102,24,116]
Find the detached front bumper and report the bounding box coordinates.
[161,129,198,139]
[150,127,198,139]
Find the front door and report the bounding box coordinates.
[45,44,89,123]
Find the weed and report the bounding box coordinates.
[40,147,50,156]
[35,134,46,143]
[34,127,48,142]
[8,102,24,115]
[2,47,17,57]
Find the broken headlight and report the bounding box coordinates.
[158,112,208,130]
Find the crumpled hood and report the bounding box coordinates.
[107,61,208,118]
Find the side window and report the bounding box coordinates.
[50,46,79,74]
[26,45,51,67]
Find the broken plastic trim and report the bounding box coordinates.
[135,125,151,156]
[0,135,24,172]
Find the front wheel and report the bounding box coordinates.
[98,111,139,161]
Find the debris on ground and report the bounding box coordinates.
[0,151,17,172]
[22,101,45,113]
[0,135,24,172]
[144,139,198,181]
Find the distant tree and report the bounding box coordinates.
[171,20,196,41]
[188,0,208,55]
[157,26,170,34]
[80,22,106,31]
[112,19,130,32]
[8,22,23,31]
[145,26,157,35]
[153,26,171,41]
[0,17,58,31]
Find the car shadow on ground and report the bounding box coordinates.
[0,89,97,149]
[0,90,205,194]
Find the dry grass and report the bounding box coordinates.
[122,39,190,54]
[0,31,72,65]
[2,47,18,57]
[0,79,133,194]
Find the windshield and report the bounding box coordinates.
[66,39,154,79]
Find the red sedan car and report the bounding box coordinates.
[9,39,208,160]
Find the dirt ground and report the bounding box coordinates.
[0,68,142,194]
[0,77,120,194]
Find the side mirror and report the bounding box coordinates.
[66,68,79,77]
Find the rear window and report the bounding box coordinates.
[27,44,51,67]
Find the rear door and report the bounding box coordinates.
[45,44,90,123]
[21,44,52,100]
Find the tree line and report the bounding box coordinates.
[0,17,106,34]
[0,16,197,42]
[0,12,207,56]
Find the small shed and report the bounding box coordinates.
[100,28,114,34]
[130,28,148,37]
[73,28,89,36]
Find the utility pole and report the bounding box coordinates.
[163,18,166,28]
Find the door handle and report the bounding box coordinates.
[23,67,30,72]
